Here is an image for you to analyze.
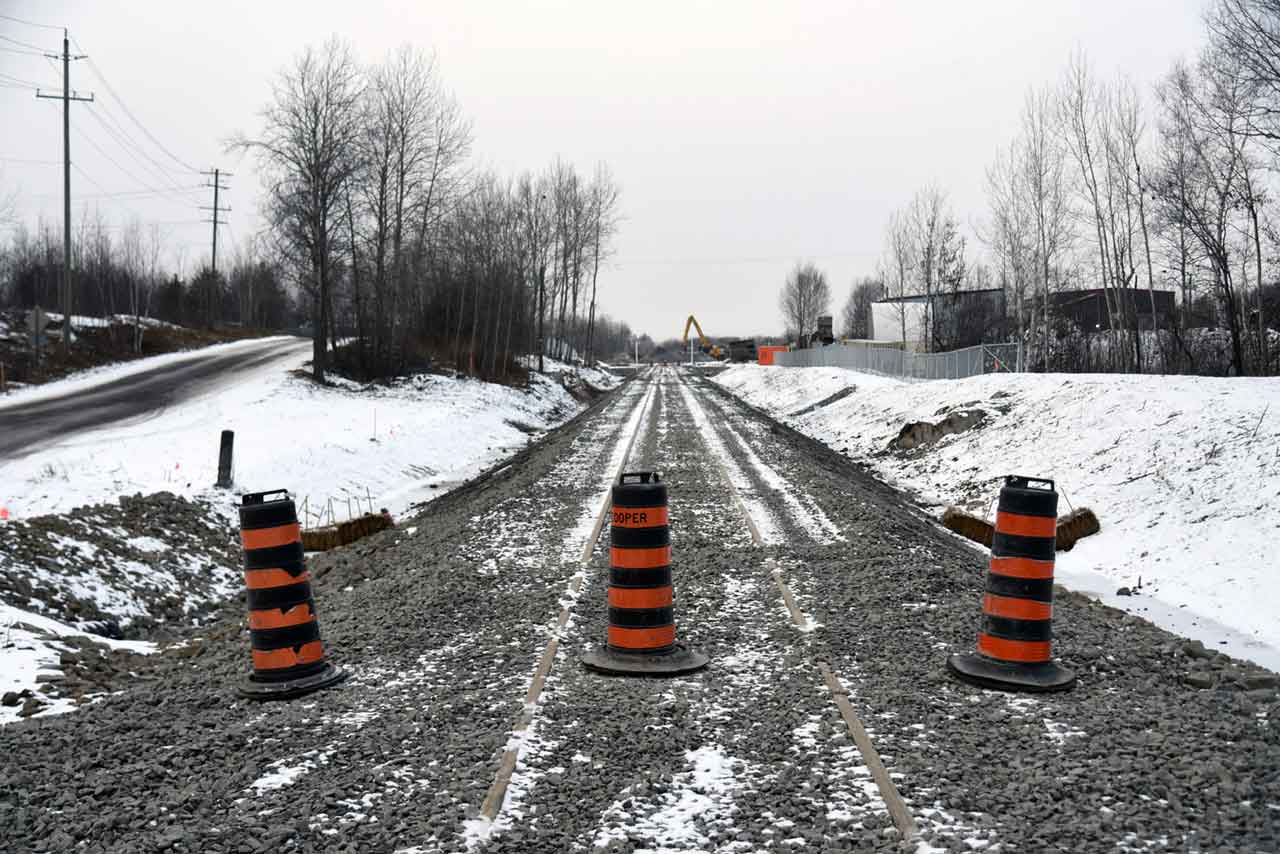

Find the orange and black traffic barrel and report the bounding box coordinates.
[582,471,708,676]
[238,489,346,700]
[948,475,1075,692]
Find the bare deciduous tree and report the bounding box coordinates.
[234,37,365,381]
[779,261,831,345]
[841,276,881,339]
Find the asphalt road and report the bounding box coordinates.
[0,337,309,461]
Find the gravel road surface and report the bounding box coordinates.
[2,367,1276,854]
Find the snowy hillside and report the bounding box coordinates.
[714,365,1280,671]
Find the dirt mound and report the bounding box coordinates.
[894,409,987,450]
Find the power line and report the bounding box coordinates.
[0,44,45,57]
[0,33,45,51]
[84,103,196,195]
[68,120,201,207]
[0,70,53,88]
[0,12,64,31]
[72,37,201,174]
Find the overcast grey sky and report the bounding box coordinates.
[1,1,1208,340]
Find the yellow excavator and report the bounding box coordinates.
[681,315,724,360]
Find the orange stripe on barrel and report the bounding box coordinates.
[608,624,676,650]
[995,511,1056,539]
[977,633,1051,663]
[989,557,1054,580]
[609,585,673,609]
[611,506,668,528]
[251,640,326,670]
[611,546,671,569]
[245,568,310,590]
[248,603,315,630]
[240,522,301,551]
[982,594,1052,621]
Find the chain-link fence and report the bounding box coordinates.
[773,341,1022,380]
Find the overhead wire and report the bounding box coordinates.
[0,32,46,51]
[72,36,202,174]
[0,13,64,31]
[0,70,44,86]
[84,103,195,195]
[65,112,202,206]
[0,44,45,57]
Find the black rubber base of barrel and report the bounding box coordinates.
[580,644,709,677]
[238,663,348,701]
[947,653,1076,693]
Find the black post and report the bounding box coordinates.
[216,430,235,488]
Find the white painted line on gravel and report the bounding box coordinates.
[472,372,658,840]
[679,370,922,847]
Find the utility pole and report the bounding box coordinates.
[199,169,231,328]
[199,168,232,275]
[36,30,93,355]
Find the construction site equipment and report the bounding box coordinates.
[238,489,346,700]
[948,476,1075,693]
[582,471,708,676]
[727,338,759,363]
[816,315,835,345]
[758,345,789,366]
[681,315,724,361]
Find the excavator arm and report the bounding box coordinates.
[681,315,724,360]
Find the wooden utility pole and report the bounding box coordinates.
[36,30,93,355]
[200,168,232,275]
[199,169,231,328]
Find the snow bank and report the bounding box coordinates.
[714,364,1280,671]
[0,353,617,523]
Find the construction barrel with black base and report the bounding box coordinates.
[238,489,347,700]
[582,471,708,676]
[948,475,1076,692]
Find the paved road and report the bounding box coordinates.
[0,337,309,460]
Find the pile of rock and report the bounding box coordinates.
[0,491,241,639]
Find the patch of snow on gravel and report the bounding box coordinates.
[675,376,784,544]
[593,744,743,851]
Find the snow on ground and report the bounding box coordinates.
[1,350,617,523]
[714,364,1280,672]
[0,602,155,724]
[0,334,303,407]
[0,344,622,722]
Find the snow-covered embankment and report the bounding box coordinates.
[713,364,1280,671]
